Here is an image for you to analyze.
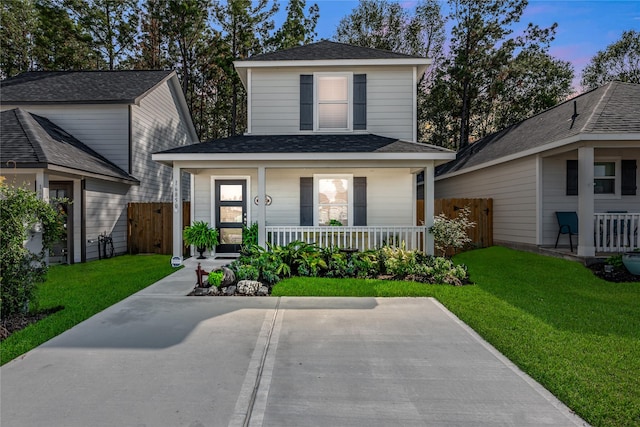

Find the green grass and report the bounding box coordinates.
[1,255,177,365]
[273,246,640,427]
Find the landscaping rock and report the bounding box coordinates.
[237,280,261,295]
[193,287,210,296]
[209,286,220,296]
[220,267,236,287]
[257,285,270,296]
[224,285,237,296]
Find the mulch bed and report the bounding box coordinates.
[0,306,64,341]
[588,263,640,283]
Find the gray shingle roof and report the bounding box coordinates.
[238,40,425,62]
[437,81,640,176]
[156,133,452,155]
[1,108,138,183]
[0,70,173,104]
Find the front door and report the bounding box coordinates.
[50,182,73,264]
[215,180,247,254]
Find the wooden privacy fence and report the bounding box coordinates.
[128,202,190,255]
[418,198,493,253]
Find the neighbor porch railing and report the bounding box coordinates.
[265,226,427,251]
[594,213,640,252]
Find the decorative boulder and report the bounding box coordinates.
[220,267,236,287]
[224,285,237,296]
[257,285,270,296]
[237,280,261,295]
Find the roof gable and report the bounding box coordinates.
[0,70,174,104]
[437,81,640,177]
[0,108,138,183]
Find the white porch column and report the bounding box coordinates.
[172,165,183,259]
[424,165,435,255]
[578,146,595,257]
[257,166,266,247]
[36,171,49,202]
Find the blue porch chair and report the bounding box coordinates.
[555,212,578,252]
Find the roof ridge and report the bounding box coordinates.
[13,109,47,163]
[580,81,616,133]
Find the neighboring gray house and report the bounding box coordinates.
[435,81,640,257]
[0,71,198,262]
[153,41,455,260]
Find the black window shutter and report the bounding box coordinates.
[353,74,367,130]
[353,177,367,226]
[566,160,578,196]
[300,177,313,225]
[300,75,313,130]
[622,160,637,196]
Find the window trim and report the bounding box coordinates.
[313,72,353,132]
[594,157,621,199]
[313,174,353,226]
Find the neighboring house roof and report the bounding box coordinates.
[1,108,139,184]
[233,40,432,88]
[0,70,174,105]
[238,40,425,61]
[437,81,640,177]
[156,133,453,154]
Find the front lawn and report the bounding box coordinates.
[1,255,177,365]
[273,246,640,427]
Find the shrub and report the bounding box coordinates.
[351,251,379,278]
[242,222,259,250]
[0,182,66,319]
[183,221,218,250]
[380,245,418,277]
[606,254,624,269]
[207,270,224,287]
[429,206,476,257]
[234,264,259,281]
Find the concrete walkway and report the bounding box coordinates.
[1,260,588,427]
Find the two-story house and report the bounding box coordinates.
[1,71,198,262]
[153,41,455,261]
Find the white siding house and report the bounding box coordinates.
[0,71,198,262]
[153,41,455,260]
[435,82,640,257]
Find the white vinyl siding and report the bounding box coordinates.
[130,80,193,202]
[84,179,130,260]
[249,67,414,141]
[436,157,538,245]
[0,104,130,172]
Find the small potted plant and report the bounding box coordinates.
[183,221,219,259]
[622,249,640,275]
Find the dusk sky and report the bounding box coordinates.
[275,0,640,90]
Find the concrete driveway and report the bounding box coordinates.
[1,262,588,427]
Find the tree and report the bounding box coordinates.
[422,0,573,149]
[213,0,278,135]
[334,0,444,61]
[33,0,102,71]
[581,30,640,90]
[0,0,37,78]
[0,181,66,319]
[270,0,319,51]
[64,0,140,70]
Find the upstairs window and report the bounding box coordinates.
[317,75,349,130]
[300,73,366,132]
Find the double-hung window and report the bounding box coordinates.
[594,160,618,195]
[315,174,353,226]
[315,73,352,131]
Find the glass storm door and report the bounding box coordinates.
[215,180,247,253]
[50,182,73,264]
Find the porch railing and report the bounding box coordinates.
[265,226,427,251]
[594,213,640,252]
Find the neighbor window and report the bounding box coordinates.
[315,74,351,130]
[594,161,617,194]
[315,174,353,225]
